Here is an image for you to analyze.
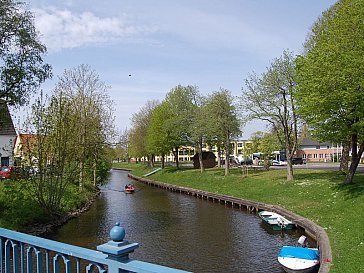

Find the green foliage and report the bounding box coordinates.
[0,179,96,230]
[296,0,364,143]
[0,0,52,106]
[146,102,175,157]
[164,85,200,148]
[251,131,281,155]
[0,180,49,229]
[205,88,241,143]
[128,100,159,160]
[295,0,364,183]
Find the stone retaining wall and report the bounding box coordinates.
[128,173,332,273]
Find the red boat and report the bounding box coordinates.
[124,184,135,193]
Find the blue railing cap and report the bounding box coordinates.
[110,222,126,242]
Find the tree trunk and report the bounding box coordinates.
[148,155,154,168]
[224,133,230,176]
[174,146,179,168]
[343,138,364,184]
[198,138,204,173]
[339,143,350,173]
[93,163,97,187]
[161,154,165,169]
[217,146,222,168]
[286,157,294,181]
[79,160,84,191]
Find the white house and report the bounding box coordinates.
[0,100,16,166]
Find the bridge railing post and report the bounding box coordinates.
[97,222,139,273]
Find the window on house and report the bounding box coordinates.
[1,157,9,166]
[316,146,320,149]
[314,154,318,158]
[307,154,312,159]
[238,143,242,147]
[319,154,324,158]
[302,154,306,159]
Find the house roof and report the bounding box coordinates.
[0,100,16,136]
[300,137,332,146]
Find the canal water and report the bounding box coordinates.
[49,169,305,273]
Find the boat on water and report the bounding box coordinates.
[258,210,294,230]
[278,246,320,273]
[124,184,135,193]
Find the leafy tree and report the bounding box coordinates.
[54,64,115,190]
[26,92,78,216]
[114,128,130,162]
[251,131,281,156]
[295,0,364,184]
[190,100,210,172]
[206,88,240,176]
[129,100,159,165]
[146,102,174,168]
[164,85,198,168]
[242,50,299,181]
[0,0,51,106]
[251,131,281,169]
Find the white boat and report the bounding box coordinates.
[278,246,320,273]
[258,211,294,230]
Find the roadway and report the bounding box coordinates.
[271,162,364,172]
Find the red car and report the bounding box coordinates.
[0,166,15,179]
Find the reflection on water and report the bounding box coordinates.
[49,169,304,273]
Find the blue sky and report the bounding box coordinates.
[17,0,337,138]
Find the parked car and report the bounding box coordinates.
[271,160,287,166]
[238,157,253,165]
[0,166,15,179]
[292,157,305,165]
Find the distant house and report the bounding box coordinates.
[192,152,216,169]
[296,138,342,162]
[0,100,16,166]
[13,134,38,167]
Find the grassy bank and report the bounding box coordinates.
[0,179,96,232]
[113,162,364,273]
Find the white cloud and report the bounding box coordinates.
[33,7,158,51]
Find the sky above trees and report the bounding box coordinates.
[17,0,337,138]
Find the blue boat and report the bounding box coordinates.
[278,246,320,273]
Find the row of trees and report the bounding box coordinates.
[127,85,241,176]
[127,0,363,185]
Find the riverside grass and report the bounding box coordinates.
[113,163,364,273]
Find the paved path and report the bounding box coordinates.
[272,162,364,172]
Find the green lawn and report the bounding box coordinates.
[114,163,364,273]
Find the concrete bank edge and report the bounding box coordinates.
[127,172,332,273]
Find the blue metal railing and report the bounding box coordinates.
[0,223,192,273]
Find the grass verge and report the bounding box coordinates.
[115,163,364,273]
[0,179,96,232]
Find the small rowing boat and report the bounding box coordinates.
[124,184,135,193]
[258,210,294,230]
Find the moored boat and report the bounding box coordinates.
[278,246,320,273]
[258,210,294,230]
